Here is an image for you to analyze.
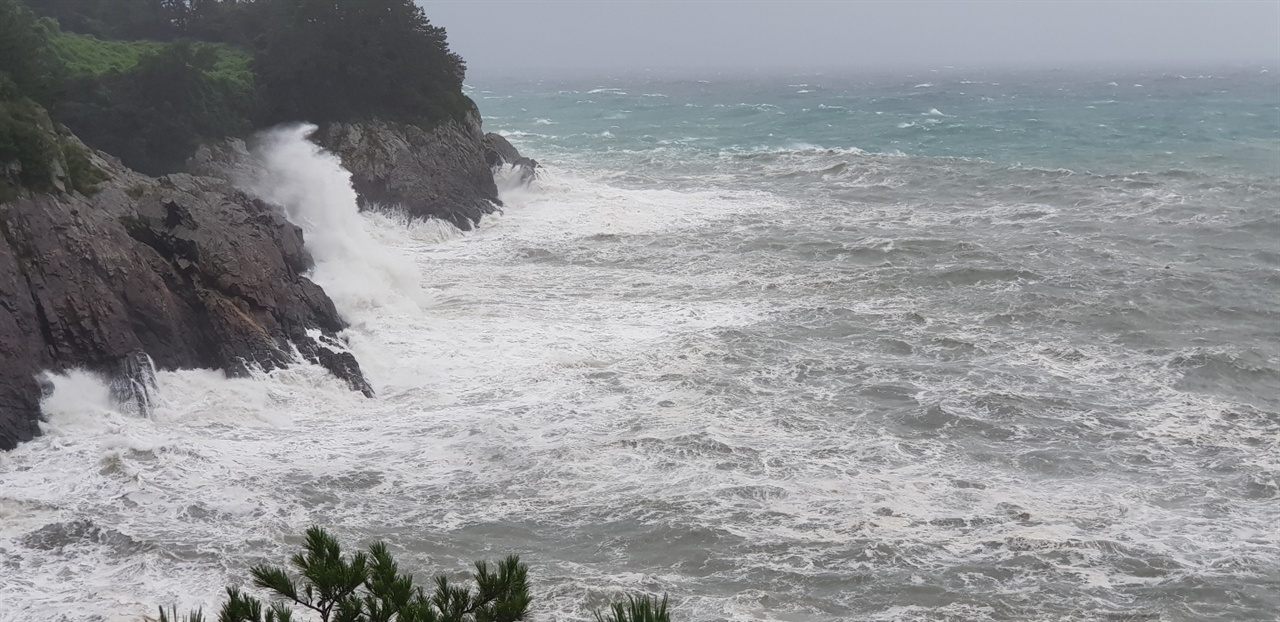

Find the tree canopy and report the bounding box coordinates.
[255,0,470,126]
[2,0,473,178]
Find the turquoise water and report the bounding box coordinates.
[476,67,1279,175]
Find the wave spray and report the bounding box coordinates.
[247,124,423,318]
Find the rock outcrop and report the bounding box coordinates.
[0,131,371,450]
[314,110,500,231]
[483,133,539,185]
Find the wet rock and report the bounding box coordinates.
[315,112,500,231]
[483,132,538,184]
[482,132,522,168]
[108,351,158,417]
[0,132,371,450]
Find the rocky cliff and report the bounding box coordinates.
[0,124,371,451]
[314,110,501,231]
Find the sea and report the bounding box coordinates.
[1,66,1277,621]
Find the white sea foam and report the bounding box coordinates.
[3,75,1278,622]
[246,124,425,316]
[37,369,119,437]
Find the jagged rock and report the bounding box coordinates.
[0,133,372,450]
[483,133,538,185]
[482,133,522,169]
[314,111,500,231]
[186,138,256,182]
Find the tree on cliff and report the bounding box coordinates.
[255,0,470,127]
[13,0,475,174]
[22,0,189,41]
[156,527,671,622]
[56,40,256,175]
[0,0,62,102]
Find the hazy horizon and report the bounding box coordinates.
[422,1,1278,78]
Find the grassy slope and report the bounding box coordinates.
[48,31,253,90]
[48,32,162,75]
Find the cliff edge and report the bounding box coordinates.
[315,110,500,231]
[0,120,371,450]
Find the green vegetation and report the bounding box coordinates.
[1,0,474,179]
[0,73,105,201]
[61,139,107,194]
[594,595,671,622]
[57,41,259,174]
[0,0,61,103]
[253,0,472,127]
[23,0,190,42]
[48,32,164,76]
[155,527,671,622]
[0,83,59,199]
[49,30,252,89]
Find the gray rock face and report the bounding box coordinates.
[315,111,500,231]
[0,136,372,450]
[482,133,522,169]
[482,133,539,185]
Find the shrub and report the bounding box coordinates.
[0,0,63,104]
[56,40,257,175]
[47,31,165,77]
[0,90,59,196]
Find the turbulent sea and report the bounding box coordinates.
[2,67,1278,621]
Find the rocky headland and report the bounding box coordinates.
[0,120,368,449]
[0,111,538,450]
[315,111,501,231]
[0,0,539,451]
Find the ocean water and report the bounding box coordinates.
[1,67,1278,621]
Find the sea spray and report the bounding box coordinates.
[36,370,121,436]
[247,124,424,318]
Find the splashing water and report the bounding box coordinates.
[248,124,425,317]
[2,70,1278,622]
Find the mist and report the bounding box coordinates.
[423,1,1278,76]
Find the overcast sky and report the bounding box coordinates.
[420,1,1278,76]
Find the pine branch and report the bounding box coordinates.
[265,603,294,622]
[157,605,205,622]
[593,594,670,622]
[152,526,673,622]
[219,586,266,622]
[251,565,301,604]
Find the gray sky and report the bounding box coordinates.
[420,1,1278,75]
